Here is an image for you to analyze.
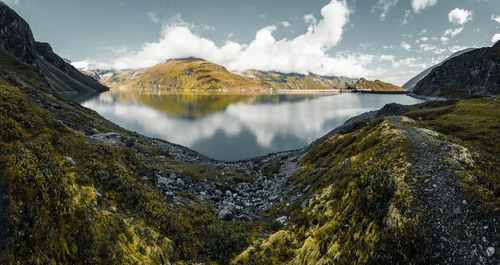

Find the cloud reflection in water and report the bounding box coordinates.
[82,93,422,160]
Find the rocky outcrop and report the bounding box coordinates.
[348,77,406,92]
[0,2,108,94]
[413,41,500,99]
[403,48,474,91]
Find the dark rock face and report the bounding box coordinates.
[413,42,500,99]
[402,48,474,91]
[0,2,36,63]
[0,2,108,93]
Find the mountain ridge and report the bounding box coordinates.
[348,77,406,92]
[402,48,475,91]
[0,2,109,94]
[413,41,500,99]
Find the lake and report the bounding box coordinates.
[78,90,424,161]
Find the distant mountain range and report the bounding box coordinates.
[0,2,108,94]
[90,59,407,92]
[402,48,475,91]
[238,70,357,90]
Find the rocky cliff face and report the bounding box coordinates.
[0,2,36,63]
[402,48,474,91]
[413,42,500,99]
[0,2,108,94]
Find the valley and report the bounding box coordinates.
[0,1,499,265]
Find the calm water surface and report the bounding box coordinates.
[79,90,423,160]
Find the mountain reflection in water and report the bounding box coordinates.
[80,90,423,160]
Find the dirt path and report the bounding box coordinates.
[391,116,499,265]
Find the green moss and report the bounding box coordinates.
[234,118,431,264]
[0,51,262,264]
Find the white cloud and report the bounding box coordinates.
[440,36,449,44]
[411,0,437,13]
[280,21,291,28]
[226,32,234,39]
[303,13,317,24]
[492,15,500,23]
[400,9,412,25]
[443,27,463,37]
[112,1,375,78]
[401,41,412,50]
[3,0,20,5]
[371,0,399,21]
[101,45,128,55]
[419,43,447,54]
[419,29,427,35]
[147,12,161,24]
[448,8,473,25]
[492,34,500,43]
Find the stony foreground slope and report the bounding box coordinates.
[0,44,499,264]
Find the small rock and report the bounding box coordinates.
[226,190,232,196]
[462,200,467,205]
[157,176,172,187]
[301,199,309,210]
[269,195,279,202]
[176,178,185,186]
[65,156,75,165]
[218,208,233,221]
[453,207,460,214]
[94,191,102,202]
[275,216,288,225]
[170,173,176,179]
[486,247,495,257]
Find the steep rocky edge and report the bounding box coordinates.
[348,78,406,92]
[402,48,475,91]
[104,58,265,91]
[0,2,108,94]
[239,70,357,90]
[0,44,499,264]
[413,41,500,99]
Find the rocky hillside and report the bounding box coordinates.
[1,43,499,264]
[97,62,356,91]
[239,70,356,90]
[0,2,108,94]
[104,58,265,91]
[403,48,474,91]
[348,78,406,92]
[413,41,500,99]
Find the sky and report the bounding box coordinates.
[4,0,500,85]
